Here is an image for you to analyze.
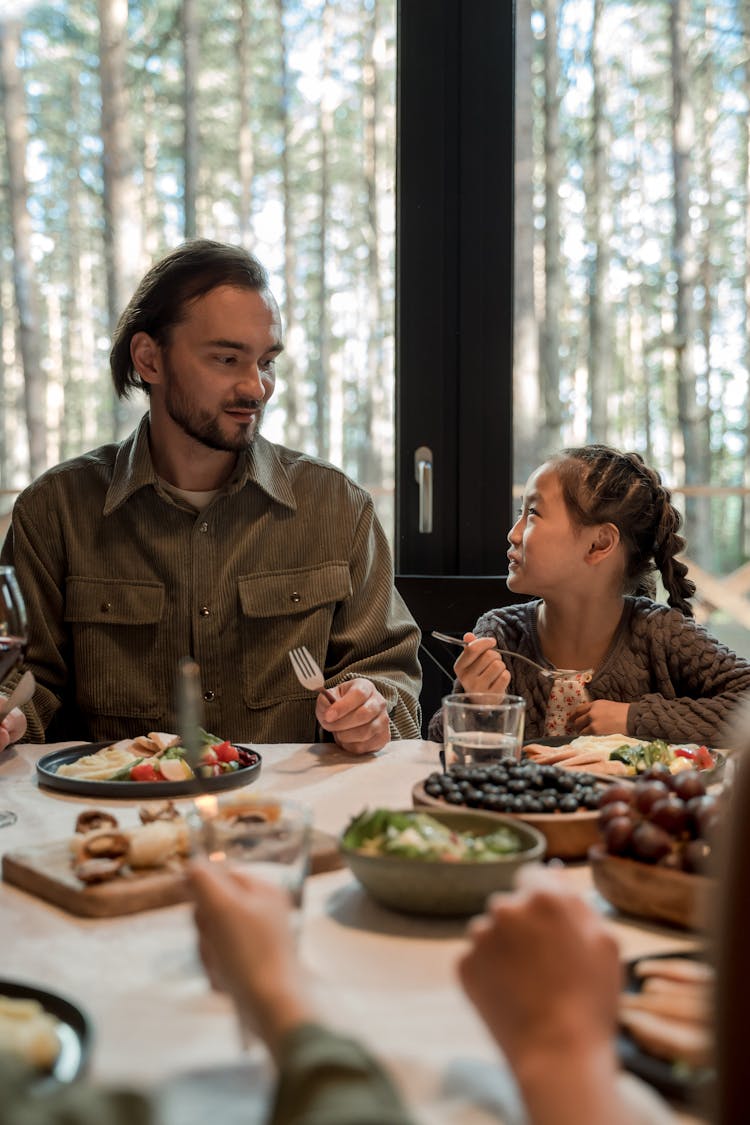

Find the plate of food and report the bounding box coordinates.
[523,734,725,780]
[36,729,262,797]
[617,951,714,1106]
[0,978,92,1084]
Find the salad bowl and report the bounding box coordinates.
[339,807,546,916]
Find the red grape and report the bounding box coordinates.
[672,770,706,802]
[634,779,670,815]
[630,821,674,863]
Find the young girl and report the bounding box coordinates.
[428,445,750,747]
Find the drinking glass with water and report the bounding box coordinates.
[442,693,526,767]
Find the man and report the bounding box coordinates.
[2,240,421,752]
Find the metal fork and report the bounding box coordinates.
[288,646,337,704]
[430,631,581,680]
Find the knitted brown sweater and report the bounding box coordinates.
[427,597,750,748]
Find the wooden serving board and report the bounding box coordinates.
[412,781,602,861]
[2,830,343,918]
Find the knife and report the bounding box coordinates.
[177,656,205,772]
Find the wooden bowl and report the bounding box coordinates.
[412,781,603,861]
[589,843,716,930]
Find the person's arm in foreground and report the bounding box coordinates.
[458,866,637,1125]
[188,860,413,1125]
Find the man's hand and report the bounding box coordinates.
[453,633,510,694]
[188,860,314,1062]
[569,699,631,735]
[316,678,390,754]
[0,708,26,753]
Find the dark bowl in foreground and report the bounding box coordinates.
[340,807,546,917]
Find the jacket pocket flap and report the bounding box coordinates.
[65,577,165,625]
[238,563,351,618]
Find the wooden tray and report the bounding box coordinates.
[412,781,602,860]
[589,843,715,930]
[2,829,343,918]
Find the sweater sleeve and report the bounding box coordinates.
[268,1022,414,1125]
[626,607,750,747]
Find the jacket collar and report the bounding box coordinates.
[103,413,298,515]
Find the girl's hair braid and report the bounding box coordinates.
[551,445,696,617]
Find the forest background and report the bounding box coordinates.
[2,0,750,649]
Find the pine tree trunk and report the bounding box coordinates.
[98,0,140,438]
[587,0,611,441]
[0,17,46,477]
[314,1,333,461]
[670,0,711,566]
[275,0,301,450]
[182,0,199,239]
[237,0,255,242]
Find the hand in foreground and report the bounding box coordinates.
[188,860,315,1061]
[458,866,621,1065]
[0,707,27,753]
[457,868,634,1125]
[453,633,511,694]
[316,677,390,754]
[569,698,631,735]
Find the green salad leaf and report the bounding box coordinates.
[342,808,523,862]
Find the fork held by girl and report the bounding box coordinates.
[428,444,750,747]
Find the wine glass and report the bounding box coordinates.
[0,566,28,828]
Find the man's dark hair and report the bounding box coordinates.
[110,239,270,399]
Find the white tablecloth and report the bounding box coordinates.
[0,739,702,1124]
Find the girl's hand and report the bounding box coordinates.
[0,707,27,753]
[569,699,631,735]
[454,633,510,694]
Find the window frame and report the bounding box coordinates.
[395,0,515,575]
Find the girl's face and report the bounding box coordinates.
[506,463,591,597]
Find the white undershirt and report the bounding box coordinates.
[158,478,220,514]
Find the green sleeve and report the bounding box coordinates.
[268,1022,415,1125]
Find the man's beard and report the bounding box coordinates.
[163,359,264,453]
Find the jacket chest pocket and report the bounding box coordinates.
[238,563,351,707]
[65,577,166,717]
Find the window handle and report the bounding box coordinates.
[414,445,433,534]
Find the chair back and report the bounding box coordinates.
[395,574,527,739]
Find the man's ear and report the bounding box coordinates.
[130,332,163,388]
[586,523,620,565]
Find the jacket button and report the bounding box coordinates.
[199,605,210,617]
[199,522,209,533]
[203,690,215,702]
[290,592,301,603]
[101,602,111,613]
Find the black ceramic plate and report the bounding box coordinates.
[0,978,92,1085]
[617,950,714,1106]
[37,742,262,798]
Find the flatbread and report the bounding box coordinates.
[56,741,140,780]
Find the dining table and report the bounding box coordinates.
[0,737,708,1125]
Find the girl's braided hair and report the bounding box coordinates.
[551,445,696,617]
